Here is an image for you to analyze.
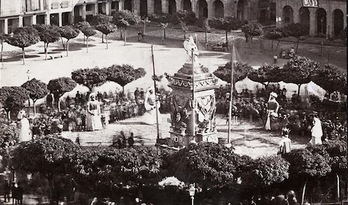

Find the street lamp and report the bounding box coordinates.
[189,184,195,205]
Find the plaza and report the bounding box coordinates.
[0,2,347,204]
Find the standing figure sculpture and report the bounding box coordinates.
[17,110,31,142]
[143,87,160,125]
[183,35,200,64]
[265,92,280,130]
[86,93,103,131]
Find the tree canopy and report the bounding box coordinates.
[5,26,40,64]
[106,64,146,92]
[167,142,252,188]
[0,86,28,117]
[57,25,80,56]
[209,17,244,46]
[21,78,49,103]
[213,61,253,85]
[311,64,347,94]
[241,22,263,42]
[47,77,77,100]
[112,10,139,28]
[248,64,283,87]
[71,67,108,91]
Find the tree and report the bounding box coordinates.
[283,149,331,204]
[248,64,283,88]
[71,67,108,92]
[5,26,40,64]
[11,136,80,201]
[241,22,264,53]
[209,17,244,49]
[106,64,146,93]
[57,25,80,56]
[203,18,211,45]
[167,142,252,188]
[21,78,49,114]
[281,56,320,97]
[113,10,139,45]
[240,156,289,194]
[33,24,61,60]
[282,23,309,52]
[0,87,28,120]
[77,21,96,53]
[264,28,284,51]
[95,22,117,49]
[172,10,197,40]
[47,77,76,111]
[72,146,163,195]
[0,118,19,169]
[311,64,347,95]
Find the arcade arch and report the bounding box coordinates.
[124,0,132,11]
[183,0,192,12]
[140,0,148,17]
[169,0,177,14]
[197,0,208,18]
[316,8,326,35]
[237,0,247,21]
[282,5,293,24]
[213,0,224,18]
[154,0,162,14]
[299,7,310,28]
[333,9,344,37]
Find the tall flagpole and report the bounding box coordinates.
[191,48,195,140]
[151,45,160,143]
[227,37,234,143]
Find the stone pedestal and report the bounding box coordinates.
[167,62,218,147]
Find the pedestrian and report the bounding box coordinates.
[309,111,323,146]
[278,127,291,155]
[3,180,10,202]
[128,133,135,148]
[16,183,23,205]
[90,197,98,205]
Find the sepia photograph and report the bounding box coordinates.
[0,0,347,204]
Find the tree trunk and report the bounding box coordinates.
[86,37,89,53]
[102,34,104,43]
[58,96,62,112]
[296,38,300,53]
[276,40,280,50]
[66,40,70,56]
[124,29,127,46]
[298,84,302,97]
[259,37,264,51]
[271,40,274,51]
[225,31,229,49]
[164,28,166,39]
[7,111,10,121]
[249,39,252,55]
[120,30,123,40]
[337,174,340,202]
[47,177,54,203]
[106,35,108,49]
[301,180,308,205]
[143,23,146,34]
[22,47,25,65]
[1,39,3,64]
[33,100,36,115]
[45,43,48,60]
[205,30,208,46]
[60,37,66,50]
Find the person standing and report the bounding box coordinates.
[278,128,291,155]
[309,111,323,146]
[142,87,160,125]
[86,93,103,131]
[265,92,280,130]
[17,110,31,142]
[3,180,10,202]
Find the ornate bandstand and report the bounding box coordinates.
[166,61,218,147]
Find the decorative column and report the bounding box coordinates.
[82,3,87,21]
[32,15,37,25]
[4,19,8,34]
[191,0,196,15]
[293,8,300,23]
[105,1,111,15]
[162,0,169,14]
[309,8,316,36]
[133,0,140,14]
[58,12,62,26]
[166,59,218,147]
[326,10,332,38]
[18,16,23,27]
[148,0,155,15]
[207,1,213,19]
[176,0,182,12]
[94,3,98,15]
[45,13,51,25]
[119,0,124,10]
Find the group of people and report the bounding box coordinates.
[2,181,24,205]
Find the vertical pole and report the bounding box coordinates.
[227,38,234,143]
[151,45,160,143]
[191,48,195,140]
[191,196,194,205]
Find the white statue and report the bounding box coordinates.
[183,35,199,64]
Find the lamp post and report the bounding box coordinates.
[189,184,195,205]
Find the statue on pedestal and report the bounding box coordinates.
[183,35,200,65]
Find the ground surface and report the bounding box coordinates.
[0,27,343,159]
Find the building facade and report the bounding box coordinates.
[3,0,344,37]
[276,0,346,37]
